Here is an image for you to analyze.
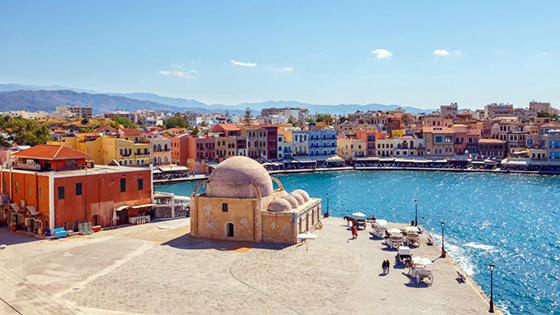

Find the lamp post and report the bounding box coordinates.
[326,193,330,217]
[414,199,418,226]
[489,263,495,313]
[440,221,446,257]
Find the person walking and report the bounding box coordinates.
[351,225,358,239]
[381,260,387,274]
[385,260,390,274]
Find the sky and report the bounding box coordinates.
[1,0,559,110]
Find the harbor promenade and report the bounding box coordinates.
[0,217,497,314]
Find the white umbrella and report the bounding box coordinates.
[387,228,402,234]
[375,219,387,227]
[297,233,317,251]
[405,226,420,233]
[352,212,367,217]
[0,244,6,250]
[412,256,433,265]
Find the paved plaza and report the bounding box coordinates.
[0,217,495,314]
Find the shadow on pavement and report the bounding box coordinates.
[161,232,291,252]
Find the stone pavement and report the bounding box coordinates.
[0,217,494,314]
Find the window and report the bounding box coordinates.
[120,178,126,192]
[58,186,65,200]
[222,203,228,212]
[226,223,234,237]
[15,182,18,194]
[76,183,83,196]
[138,178,144,190]
[28,184,32,196]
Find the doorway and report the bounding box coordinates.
[226,223,234,237]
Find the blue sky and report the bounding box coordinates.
[1,0,559,109]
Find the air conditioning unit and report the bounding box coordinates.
[20,200,26,207]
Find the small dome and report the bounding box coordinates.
[268,199,292,212]
[282,195,298,208]
[206,157,273,198]
[289,191,304,206]
[293,189,310,202]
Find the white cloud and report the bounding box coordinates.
[189,69,197,74]
[433,49,450,57]
[159,70,196,79]
[371,49,393,59]
[536,52,548,57]
[454,50,462,55]
[231,60,257,67]
[274,67,293,72]
[171,63,184,69]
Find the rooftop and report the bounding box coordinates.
[12,144,91,160]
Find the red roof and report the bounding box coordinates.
[12,145,91,160]
[94,125,117,132]
[121,128,142,134]
[212,123,240,132]
[53,129,68,133]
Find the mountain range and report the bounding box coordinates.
[0,83,434,116]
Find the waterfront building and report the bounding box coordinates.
[246,127,267,160]
[261,125,278,161]
[466,129,480,155]
[337,138,366,160]
[171,133,190,167]
[49,135,150,167]
[215,136,236,163]
[355,129,383,157]
[146,133,171,166]
[394,134,423,157]
[186,136,216,173]
[235,135,248,157]
[293,129,309,156]
[376,138,395,157]
[212,124,241,137]
[190,156,321,244]
[422,127,455,158]
[277,128,293,161]
[452,125,468,156]
[477,139,507,158]
[308,125,337,159]
[0,145,152,233]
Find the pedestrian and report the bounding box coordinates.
[385,260,390,274]
[351,225,358,239]
[381,260,387,274]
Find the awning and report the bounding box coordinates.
[501,159,529,166]
[354,157,380,162]
[378,158,395,162]
[158,165,189,172]
[131,203,156,209]
[326,156,344,163]
[115,205,130,212]
[292,156,318,163]
[24,206,40,216]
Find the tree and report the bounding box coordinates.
[1,116,52,146]
[164,113,189,129]
[287,115,297,126]
[305,117,316,124]
[243,107,254,126]
[80,118,90,125]
[110,116,136,129]
[191,126,200,136]
[316,113,332,123]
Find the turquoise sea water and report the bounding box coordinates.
[155,171,560,315]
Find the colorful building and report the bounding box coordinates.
[423,127,455,158]
[0,145,152,234]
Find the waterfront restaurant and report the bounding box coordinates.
[0,145,153,235]
[190,156,322,244]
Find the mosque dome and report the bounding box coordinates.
[268,198,293,212]
[282,195,299,208]
[289,191,305,206]
[206,157,273,198]
[293,189,310,202]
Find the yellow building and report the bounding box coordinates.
[190,157,322,244]
[49,135,150,167]
[337,138,366,160]
[215,137,237,163]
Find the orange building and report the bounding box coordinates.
[0,145,153,235]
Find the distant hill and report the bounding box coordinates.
[0,83,435,115]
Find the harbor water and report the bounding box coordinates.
[155,170,560,315]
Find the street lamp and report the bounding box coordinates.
[326,193,330,218]
[414,199,418,226]
[440,221,446,257]
[489,263,496,313]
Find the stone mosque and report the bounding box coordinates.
[190,156,322,244]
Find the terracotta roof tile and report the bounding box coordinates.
[12,145,91,160]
